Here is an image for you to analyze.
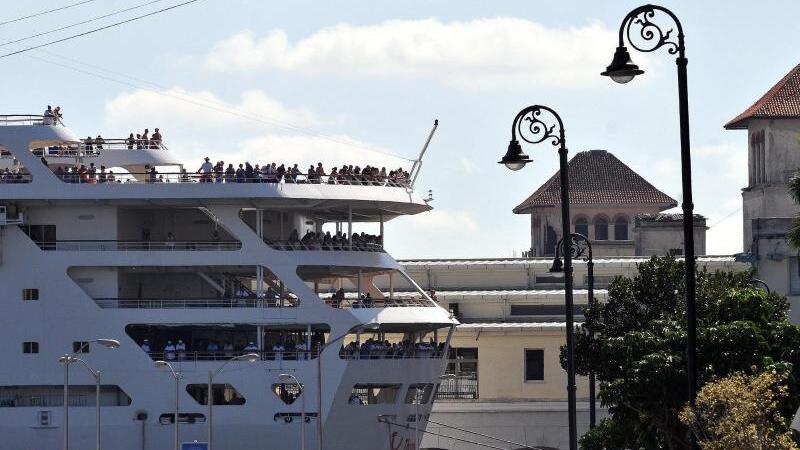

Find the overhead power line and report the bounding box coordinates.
[11,48,412,160]
[0,0,167,47]
[0,0,205,60]
[0,0,97,27]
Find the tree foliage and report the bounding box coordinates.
[561,256,800,450]
[788,174,800,248]
[679,371,798,450]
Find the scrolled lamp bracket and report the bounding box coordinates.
[602,4,686,84]
[499,105,565,171]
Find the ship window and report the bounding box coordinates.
[349,384,401,405]
[404,384,434,404]
[22,289,39,301]
[297,266,435,309]
[72,342,90,353]
[272,383,303,405]
[524,349,544,381]
[23,342,39,354]
[158,413,206,424]
[0,385,131,407]
[186,384,245,406]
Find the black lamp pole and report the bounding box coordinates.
[602,4,697,446]
[551,233,595,429]
[501,105,577,450]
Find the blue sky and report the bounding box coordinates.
[1,0,797,258]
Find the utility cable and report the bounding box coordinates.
[0,0,97,27]
[379,420,510,450]
[427,419,536,449]
[0,0,204,60]
[0,0,167,47]
[707,206,742,229]
[11,47,414,161]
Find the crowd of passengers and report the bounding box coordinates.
[340,338,445,359]
[0,167,30,183]
[278,229,382,250]
[197,157,410,186]
[139,332,327,361]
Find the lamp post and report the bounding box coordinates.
[154,360,181,450]
[751,278,771,294]
[551,233,596,428]
[317,323,379,450]
[208,353,259,450]
[602,4,698,430]
[502,105,577,450]
[279,373,306,450]
[59,338,120,450]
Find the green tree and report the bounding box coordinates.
[562,256,800,450]
[789,175,800,248]
[679,371,798,450]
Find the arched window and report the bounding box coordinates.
[574,217,589,237]
[594,217,608,241]
[614,216,629,240]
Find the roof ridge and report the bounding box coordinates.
[513,149,677,213]
[724,63,800,129]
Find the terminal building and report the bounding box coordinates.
[725,63,800,322]
[410,150,745,450]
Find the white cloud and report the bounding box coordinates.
[205,18,632,90]
[104,87,318,131]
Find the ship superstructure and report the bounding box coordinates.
[0,114,456,450]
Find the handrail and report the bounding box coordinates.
[321,296,435,308]
[33,240,241,251]
[95,297,298,309]
[146,350,319,361]
[0,173,33,184]
[34,139,169,156]
[266,239,384,252]
[339,348,446,360]
[0,115,46,126]
[52,170,411,188]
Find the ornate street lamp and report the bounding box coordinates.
[602,3,699,428]
[503,105,577,450]
[550,233,596,428]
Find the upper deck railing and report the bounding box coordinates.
[33,138,169,158]
[265,239,384,252]
[52,169,411,188]
[0,114,47,126]
[33,240,241,251]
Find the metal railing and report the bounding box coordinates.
[434,374,479,400]
[34,139,169,158]
[339,348,446,360]
[147,350,320,362]
[322,296,435,308]
[52,170,411,188]
[33,240,241,251]
[0,173,33,183]
[265,239,384,252]
[0,394,87,408]
[95,297,298,309]
[0,115,47,126]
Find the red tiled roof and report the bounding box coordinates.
[513,150,677,214]
[724,64,800,129]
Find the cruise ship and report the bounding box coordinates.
[0,114,456,450]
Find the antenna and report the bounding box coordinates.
[409,119,439,189]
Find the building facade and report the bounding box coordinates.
[513,149,706,258]
[725,63,800,322]
[403,152,732,449]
